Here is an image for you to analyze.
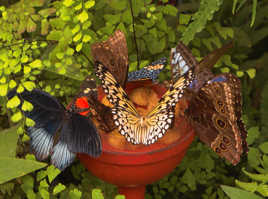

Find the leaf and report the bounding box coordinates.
[24,66,31,74]
[26,18,36,33]
[77,10,88,23]
[37,170,47,182]
[248,147,261,168]
[7,96,21,108]
[92,189,104,199]
[179,14,191,25]
[85,0,95,9]
[63,0,74,7]
[21,175,35,199]
[246,68,256,79]
[256,184,268,197]
[247,126,260,145]
[181,169,196,190]
[243,168,268,183]
[11,111,22,122]
[250,0,257,27]
[236,70,244,77]
[232,0,238,14]
[162,5,178,16]
[181,0,222,44]
[0,158,47,184]
[259,142,268,154]
[47,165,61,183]
[221,185,264,199]
[21,100,34,112]
[0,126,19,158]
[115,195,125,199]
[53,183,66,195]
[23,81,35,91]
[29,59,42,68]
[108,0,127,11]
[9,80,17,89]
[82,34,91,43]
[0,84,8,96]
[261,83,268,135]
[40,188,49,199]
[41,19,49,35]
[76,43,83,52]
[47,30,63,41]
[235,179,258,192]
[69,188,82,199]
[73,32,82,42]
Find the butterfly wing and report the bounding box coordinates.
[91,30,129,88]
[8,89,101,170]
[170,42,198,82]
[186,73,247,165]
[128,57,167,82]
[96,61,194,145]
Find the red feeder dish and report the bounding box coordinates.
[78,80,195,199]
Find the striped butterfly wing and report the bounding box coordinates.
[128,57,167,82]
[96,61,194,145]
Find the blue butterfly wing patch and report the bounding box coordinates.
[207,75,227,84]
[128,57,167,82]
[8,89,101,170]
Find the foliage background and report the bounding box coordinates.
[0,0,267,198]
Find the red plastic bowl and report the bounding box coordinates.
[78,80,195,199]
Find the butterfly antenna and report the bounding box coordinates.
[129,0,140,70]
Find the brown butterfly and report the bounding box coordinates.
[91,30,129,88]
[170,42,248,165]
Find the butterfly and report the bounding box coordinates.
[185,74,248,165]
[70,76,116,132]
[91,30,129,88]
[170,42,248,165]
[127,57,167,82]
[95,61,194,145]
[8,86,102,170]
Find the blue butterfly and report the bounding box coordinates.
[127,57,167,82]
[8,86,101,170]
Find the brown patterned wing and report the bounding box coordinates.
[198,42,234,72]
[91,30,129,88]
[186,73,247,165]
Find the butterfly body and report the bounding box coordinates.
[96,61,193,145]
[128,58,167,82]
[8,88,102,170]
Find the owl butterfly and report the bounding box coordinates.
[71,76,116,132]
[91,30,129,88]
[8,88,102,170]
[170,42,248,165]
[185,74,248,165]
[127,57,167,82]
[95,61,194,145]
